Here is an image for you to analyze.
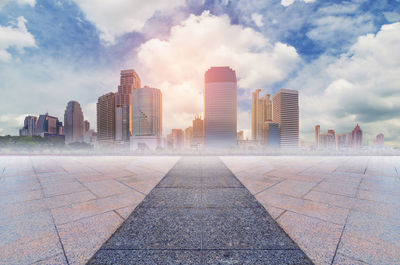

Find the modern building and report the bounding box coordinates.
[319,129,336,149]
[251,89,272,141]
[84,120,90,133]
[192,115,204,148]
[375,133,384,147]
[97,92,116,144]
[84,130,97,145]
[185,126,193,147]
[264,122,279,148]
[130,86,162,150]
[171,129,184,149]
[273,89,299,149]
[237,130,244,141]
[115,69,141,143]
[64,101,85,144]
[352,124,363,148]
[19,116,37,136]
[35,113,64,140]
[204,66,237,148]
[315,125,320,148]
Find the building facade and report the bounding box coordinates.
[352,124,363,148]
[204,66,237,148]
[264,122,279,148]
[273,89,299,149]
[315,125,320,148]
[64,101,85,144]
[251,89,272,141]
[19,116,37,136]
[97,92,116,144]
[192,115,204,147]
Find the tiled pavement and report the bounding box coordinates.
[88,156,312,264]
[0,156,179,265]
[221,156,400,265]
[1,155,399,264]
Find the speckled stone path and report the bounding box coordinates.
[87,157,313,264]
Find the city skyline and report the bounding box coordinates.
[0,1,399,147]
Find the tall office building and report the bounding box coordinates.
[251,89,272,141]
[64,101,85,144]
[204,66,237,148]
[192,115,204,147]
[131,86,162,150]
[35,113,63,137]
[185,126,193,147]
[115,69,141,142]
[273,89,299,149]
[84,120,90,133]
[315,125,320,148]
[264,122,279,148]
[319,129,336,149]
[352,124,363,148]
[97,92,116,143]
[375,133,384,147]
[19,116,37,136]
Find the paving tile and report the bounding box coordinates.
[33,254,68,265]
[277,211,343,265]
[84,179,133,198]
[267,179,316,198]
[44,190,96,209]
[305,190,355,209]
[102,207,202,250]
[261,203,286,219]
[203,207,298,250]
[234,172,282,194]
[58,211,123,265]
[0,189,43,206]
[118,174,165,194]
[87,250,202,265]
[352,199,400,221]
[357,189,400,206]
[203,250,313,265]
[1,198,48,220]
[51,192,145,225]
[313,180,359,197]
[202,188,260,208]
[332,253,368,265]
[42,180,87,197]
[115,204,138,220]
[256,192,349,225]
[140,188,202,208]
[0,175,41,195]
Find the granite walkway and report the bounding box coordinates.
[88,156,312,264]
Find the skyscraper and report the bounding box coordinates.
[315,125,320,148]
[84,120,90,134]
[171,129,184,149]
[352,124,363,148]
[19,116,37,136]
[35,113,63,137]
[64,101,85,144]
[192,115,204,148]
[273,89,299,149]
[97,92,116,143]
[204,66,237,148]
[185,126,193,147]
[264,121,279,148]
[375,133,384,147]
[251,89,272,141]
[130,86,162,150]
[115,69,141,143]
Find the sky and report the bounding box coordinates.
[0,0,399,147]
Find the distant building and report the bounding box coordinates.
[192,115,204,148]
[185,126,193,147]
[97,92,116,144]
[315,125,320,148]
[273,89,299,149]
[64,101,85,144]
[264,122,279,148]
[319,129,336,149]
[237,130,244,141]
[204,66,237,148]
[352,124,363,148]
[130,86,162,150]
[19,116,37,136]
[251,89,272,141]
[34,113,64,141]
[84,120,90,133]
[170,129,184,149]
[115,69,141,143]
[375,133,384,147]
[84,129,97,145]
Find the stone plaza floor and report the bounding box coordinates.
[0,155,399,264]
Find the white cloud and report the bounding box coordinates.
[0,16,36,62]
[72,0,185,44]
[137,11,299,134]
[291,22,400,146]
[251,13,263,27]
[0,113,28,128]
[0,0,35,9]
[281,0,315,7]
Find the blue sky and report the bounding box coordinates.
[0,0,399,146]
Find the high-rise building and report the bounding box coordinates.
[375,133,384,147]
[19,116,37,136]
[171,129,184,149]
[97,92,116,143]
[315,125,320,148]
[130,86,162,150]
[352,124,363,148]
[192,115,204,147]
[273,89,299,149]
[319,129,336,149]
[237,130,244,141]
[185,126,193,147]
[251,89,272,141]
[115,69,141,143]
[264,122,279,148]
[84,120,90,133]
[35,113,63,137]
[204,66,237,148]
[64,101,85,144]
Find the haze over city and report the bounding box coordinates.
[1,0,400,147]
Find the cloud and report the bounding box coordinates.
[136,11,299,133]
[0,16,36,62]
[251,13,263,27]
[72,0,185,44]
[281,0,315,7]
[291,22,400,146]
[0,0,35,9]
